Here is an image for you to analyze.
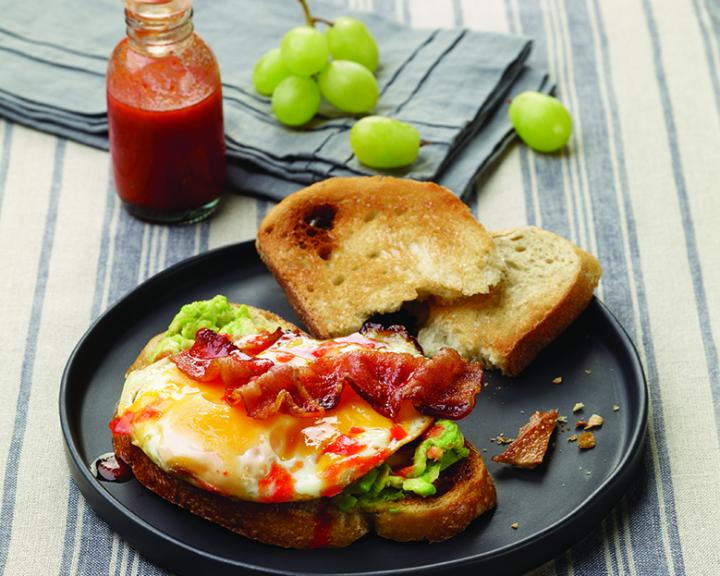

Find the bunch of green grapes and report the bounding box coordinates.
[253,1,380,124]
[252,0,422,168]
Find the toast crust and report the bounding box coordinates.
[113,434,495,548]
[256,176,503,339]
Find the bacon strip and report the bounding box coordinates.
[171,329,484,421]
[172,329,238,381]
[405,348,483,419]
[236,327,284,355]
[339,349,421,419]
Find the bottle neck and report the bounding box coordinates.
[125,0,194,57]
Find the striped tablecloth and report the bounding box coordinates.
[1,0,718,574]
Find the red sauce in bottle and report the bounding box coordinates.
[107,0,225,223]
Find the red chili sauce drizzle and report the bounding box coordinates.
[390,424,408,442]
[320,450,390,498]
[92,453,132,483]
[258,463,295,503]
[323,434,365,457]
[309,503,334,548]
[109,403,161,435]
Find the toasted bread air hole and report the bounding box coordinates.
[332,275,345,286]
[515,245,527,253]
[298,204,337,261]
[367,250,380,259]
[304,204,336,230]
[265,225,274,235]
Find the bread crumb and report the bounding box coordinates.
[584,369,592,374]
[586,470,592,476]
[568,434,578,442]
[584,414,604,430]
[613,404,620,412]
[552,376,563,384]
[557,415,568,424]
[511,522,519,529]
[491,434,514,445]
[578,432,596,449]
[572,402,584,413]
[576,420,588,428]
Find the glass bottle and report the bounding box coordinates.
[107,0,225,224]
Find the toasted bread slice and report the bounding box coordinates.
[115,302,496,548]
[418,227,602,376]
[256,176,503,339]
[113,434,495,548]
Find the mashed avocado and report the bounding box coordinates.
[333,420,469,512]
[149,295,264,361]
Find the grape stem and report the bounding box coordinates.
[420,139,433,147]
[297,0,333,27]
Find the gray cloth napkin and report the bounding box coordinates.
[0,0,549,201]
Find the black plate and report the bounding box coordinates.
[60,240,647,576]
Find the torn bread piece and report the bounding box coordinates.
[418,227,602,376]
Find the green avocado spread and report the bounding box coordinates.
[149,295,268,362]
[333,420,469,512]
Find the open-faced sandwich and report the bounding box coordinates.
[111,296,496,548]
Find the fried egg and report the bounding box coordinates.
[113,332,433,502]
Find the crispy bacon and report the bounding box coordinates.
[334,348,482,419]
[227,364,324,418]
[405,348,483,419]
[172,329,238,381]
[217,353,274,395]
[172,329,273,384]
[492,410,559,469]
[236,328,284,355]
[172,329,484,421]
[338,350,422,418]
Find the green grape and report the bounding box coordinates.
[252,48,290,96]
[280,26,329,77]
[326,16,379,72]
[271,76,320,126]
[350,116,420,168]
[317,60,378,114]
[508,91,572,153]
